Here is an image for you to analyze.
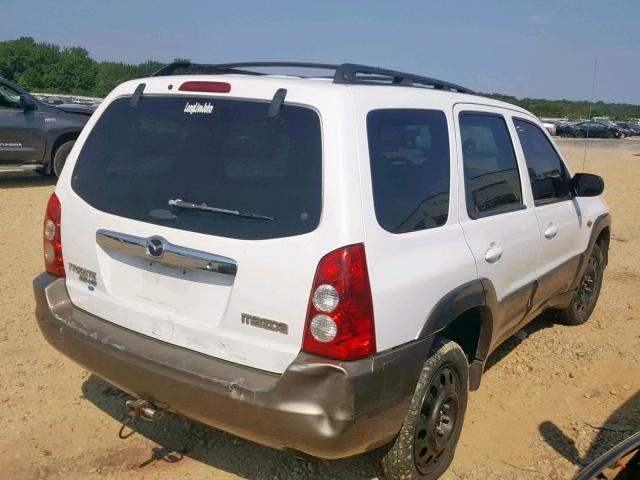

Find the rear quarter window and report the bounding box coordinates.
[71,96,322,240]
[367,109,451,234]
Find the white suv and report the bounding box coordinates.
[34,62,610,479]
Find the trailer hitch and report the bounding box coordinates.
[118,398,164,439]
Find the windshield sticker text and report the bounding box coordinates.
[184,102,214,114]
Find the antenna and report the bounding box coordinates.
[582,59,598,172]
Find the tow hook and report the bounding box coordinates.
[118,398,164,439]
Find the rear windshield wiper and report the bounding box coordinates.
[168,198,276,221]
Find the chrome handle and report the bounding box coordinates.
[96,229,237,276]
[484,244,503,264]
[544,224,559,240]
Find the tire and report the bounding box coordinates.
[52,140,75,177]
[380,339,469,480]
[575,131,585,138]
[607,132,615,139]
[558,243,604,326]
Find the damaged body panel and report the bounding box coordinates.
[34,273,434,458]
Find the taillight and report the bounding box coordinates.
[302,244,376,360]
[179,81,231,93]
[43,193,65,277]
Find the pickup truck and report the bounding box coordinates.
[0,78,93,176]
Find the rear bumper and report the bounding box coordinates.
[33,273,432,459]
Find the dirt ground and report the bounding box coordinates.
[1,139,639,480]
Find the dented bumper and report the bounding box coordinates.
[33,273,432,459]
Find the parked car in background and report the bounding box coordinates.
[541,121,556,136]
[557,121,625,139]
[615,122,640,136]
[555,121,579,137]
[0,78,93,176]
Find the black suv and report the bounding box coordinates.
[0,78,94,176]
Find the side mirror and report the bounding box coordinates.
[19,94,36,112]
[571,173,604,197]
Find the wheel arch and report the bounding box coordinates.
[51,131,80,161]
[418,280,495,390]
[43,130,81,174]
[570,213,611,292]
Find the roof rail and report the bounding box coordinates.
[334,63,474,93]
[152,62,339,77]
[152,62,474,94]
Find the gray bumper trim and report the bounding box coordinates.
[33,273,434,459]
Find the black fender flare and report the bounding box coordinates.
[570,212,611,291]
[418,280,496,362]
[417,279,497,390]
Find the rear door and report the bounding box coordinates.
[511,117,582,311]
[60,91,331,374]
[0,83,46,164]
[454,104,541,344]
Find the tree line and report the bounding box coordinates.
[0,37,168,98]
[1,37,639,119]
[485,93,640,121]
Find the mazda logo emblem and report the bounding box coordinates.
[146,237,165,259]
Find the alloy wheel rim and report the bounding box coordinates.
[413,364,460,474]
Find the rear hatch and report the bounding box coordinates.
[60,86,326,373]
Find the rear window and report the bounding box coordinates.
[72,96,322,240]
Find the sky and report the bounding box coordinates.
[2,0,638,104]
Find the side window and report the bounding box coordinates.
[459,112,523,217]
[367,109,450,234]
[0,84,21,109]
[513,119,571,205]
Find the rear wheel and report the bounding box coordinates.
[380,339,468,480]
[52,140,75,177]
[575,130,585,138]
[558,244,604,325]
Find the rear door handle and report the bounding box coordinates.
[484,244,503,264]
[544,224,559,240]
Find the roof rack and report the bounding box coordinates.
[335,64,474,93]
[151,62,339,78]
[151,62,474,94]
